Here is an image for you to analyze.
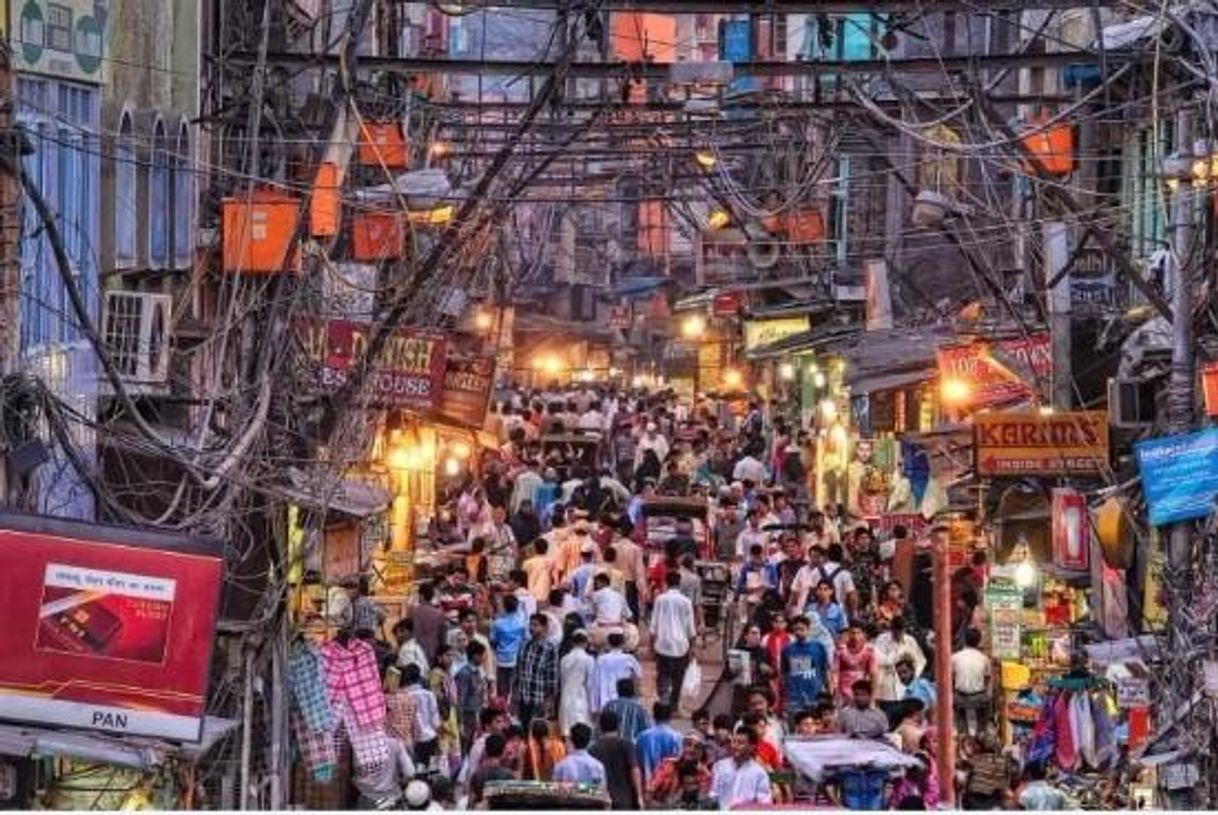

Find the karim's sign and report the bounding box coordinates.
[0,514,222,741]
[974,411,1109,476]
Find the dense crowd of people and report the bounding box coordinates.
[330,384,1088,810]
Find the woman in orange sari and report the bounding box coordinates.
[521,719,568,782]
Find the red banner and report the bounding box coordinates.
[936,333,1052,406]
[298,318,447,410]
[0,515,222,741]
[436,354,496,429]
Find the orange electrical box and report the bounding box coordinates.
[352,211,405,261]
[358,121,409,169]
[311,162,341,238]
[785,208,825,243]
[1021,116,1075,176]
[222,191,302,274]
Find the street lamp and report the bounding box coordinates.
[707,210,731,230]
[940,376,973,406]
[778,361,796,382]
[681,314,707,339]
[722,368,744,390]
[813,370,827,388]
[473,309,494,332]
[694,150,717,170]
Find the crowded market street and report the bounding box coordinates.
[0,0,1210,810]
[279,385,1147,811]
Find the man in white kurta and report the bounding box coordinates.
[559,631,597,735]
[591,633,642,712]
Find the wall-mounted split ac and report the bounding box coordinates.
[102,291,172,388]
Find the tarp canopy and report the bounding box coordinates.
[783,736,922,783]
[277,466,391,518]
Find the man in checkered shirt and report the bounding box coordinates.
[513,612,559,730]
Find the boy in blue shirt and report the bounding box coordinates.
[780,615,831,718]
[490,594,527,699]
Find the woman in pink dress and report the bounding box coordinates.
[833,625,877,705]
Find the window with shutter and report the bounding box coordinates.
[171,121,194,269]
[149,120,170,269]
[115,112,137,268]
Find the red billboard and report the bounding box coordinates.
[0,514,222,742]
[297,318,447,410]
[936,333,1052,406]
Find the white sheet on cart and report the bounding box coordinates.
[783,736,923,783]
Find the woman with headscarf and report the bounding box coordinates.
[635,448,662,492]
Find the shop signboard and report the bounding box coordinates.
[0,514,222,741]
[13,0,107,83]
[936,334,1053,406]
[742,317,809,352]
[296,318,447,411]
[712,290,745,316]
[974,410,1109,476]
[607,305,632,329]
[435,354,496,429]
[986,580,1023,658]
[1116,677,1151,709]
[1135,428,1218,525]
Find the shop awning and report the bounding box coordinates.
[846,368,934,394]
[783,736,921,783]
[612,276,670,299]
[0,717,239,769]
[745,325,860,360]
[275,467,391,518]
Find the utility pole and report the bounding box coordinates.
[932,524,955,807]
[0,27,18,510]
[1044,220,1071,408]
[1163,106,1199,810]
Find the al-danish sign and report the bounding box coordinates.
[974,411,1109,476]
[297,318,447,410]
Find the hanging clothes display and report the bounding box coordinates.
[321,637,387,730]
[287,639,338,782]
[321,636,390,772]
[1053,693,1077,770]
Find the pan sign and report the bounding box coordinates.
[974,411,1109,476]
[1135,428,1218,526]
[0,514,222,741]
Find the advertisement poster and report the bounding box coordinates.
[435,354,496,429]
[296,318,447,411]
[974,410,1109,476]
[987,581,1024,660]
[936,334,1053,406]
[1051,488,1090,571]
[1135,428,1218,526]
[0,514,222,741]
[13,0,106,84]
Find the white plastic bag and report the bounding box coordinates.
[681,659,703,703]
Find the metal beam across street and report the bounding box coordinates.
[233,50,1129,79]
[402,0,1118,11]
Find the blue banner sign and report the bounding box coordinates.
[1135,428,1218,526]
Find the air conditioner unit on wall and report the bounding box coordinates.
[103,291,172,387]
